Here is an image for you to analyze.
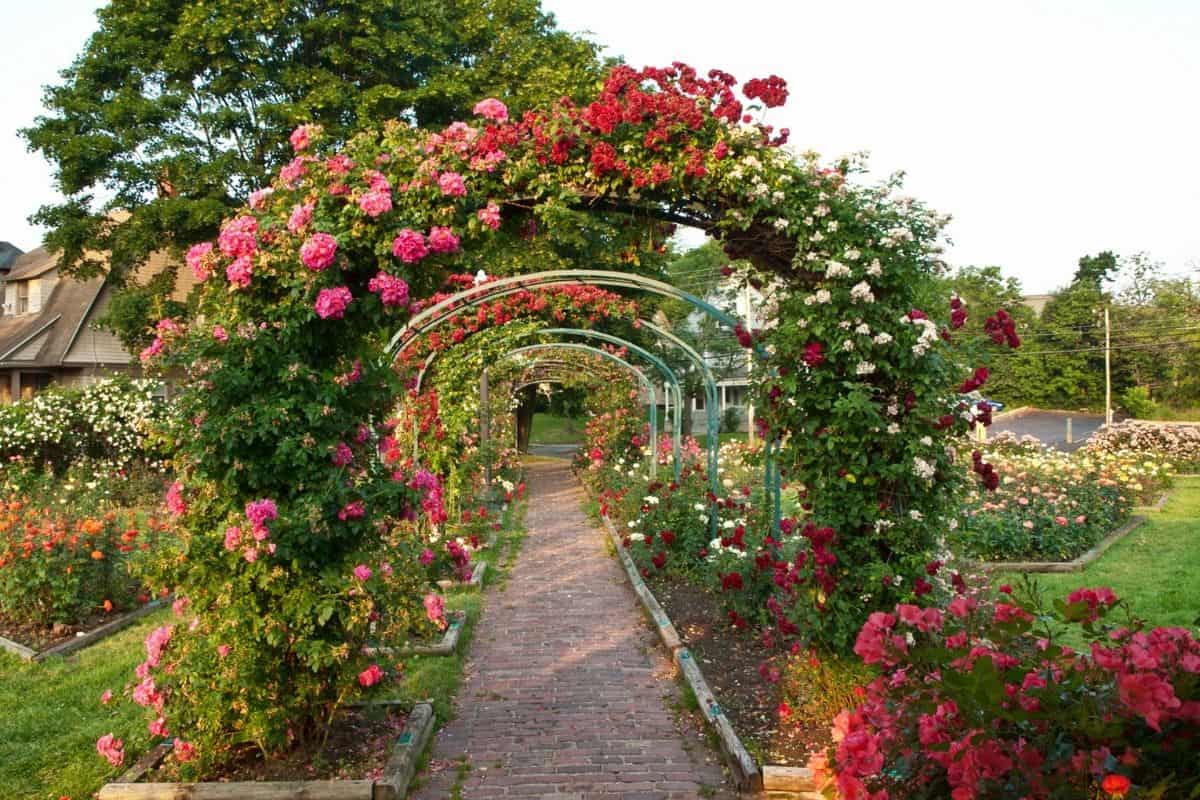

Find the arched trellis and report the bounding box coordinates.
[504,328,683,482]
[406,323,689,482]
[503,342,662,476]
[388,270,780,535]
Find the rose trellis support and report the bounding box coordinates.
[503,342,661,474]
[388,270,778,528]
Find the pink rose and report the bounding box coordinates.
[419,548,435,565]
[358,189,393,217]
[367,271,410,307]
[165,481,187,517]
[96,733,125,767]
[472,97,509,122]
[224,525,242,551]
[247,187,274,210]
[353,564,372,581]
[477,200,501,230]
[100,689,113,705]
[226,255,253,288]
[289,123,319,152]
[332,442,354,466]
[186,242,214,281]
[358,663,384,687]
[424,592,447,628]
[428,226,460,254]
[173,739,197,763]
[287,202,314,233]
[217,215,258,258]
[212,325,228,342]
[217,644,231,659]
[438,171,467,197]
[391,229,429,263]
[300,232,338,271]
[314,286,353,319]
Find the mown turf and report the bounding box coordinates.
[529,414,584,444]
[1001,476,1200,631]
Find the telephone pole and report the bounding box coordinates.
[1104,306,1113,428]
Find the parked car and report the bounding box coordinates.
[964,391,1004,412]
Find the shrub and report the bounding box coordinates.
[1087,420,1200,472]
[1121,386,1155,419]
[0,499,171,625]
[953,443,1170,561]
[818,582,1200,800]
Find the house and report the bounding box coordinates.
[0,245,192,404]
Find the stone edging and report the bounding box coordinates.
[368,610,467,658]
[975,516,1146,574]
[435,560,487,591]
[600,512,813,794]
[97,701,435,799]
[0,599,165,662]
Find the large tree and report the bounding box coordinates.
[22,0,603,282]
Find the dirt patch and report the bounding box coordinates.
[0,608,126,651]
[648,576,832,767]
[148,706,409,782]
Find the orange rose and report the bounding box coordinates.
[103,599,114,613]
[91,550,105,560]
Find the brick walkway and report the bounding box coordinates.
[411,458,734,799]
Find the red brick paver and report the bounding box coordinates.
[411,459,734,799]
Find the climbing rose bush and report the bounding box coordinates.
[817,584,1200,800]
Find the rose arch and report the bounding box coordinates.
[132,63,1014,761]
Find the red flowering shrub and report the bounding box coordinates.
[820,583,1200,799]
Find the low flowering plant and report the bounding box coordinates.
[819,581,1200,800]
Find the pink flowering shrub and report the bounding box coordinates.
[821,583,1200,799]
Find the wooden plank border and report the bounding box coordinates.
[97,702,436,800]
[0,599,165,663]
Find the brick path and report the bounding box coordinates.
[411,458,734,799]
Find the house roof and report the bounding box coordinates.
[3,247,59,281]
[0,263,105,367]
[0,242,21,273]
[0,243,188,369]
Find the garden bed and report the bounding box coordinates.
[973,515,1145,573]
[648,576,830,769]
[97,702,433,799]
[0,599,164,661]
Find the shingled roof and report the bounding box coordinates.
[0,247,107,368]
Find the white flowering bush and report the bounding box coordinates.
[0,378,167,471]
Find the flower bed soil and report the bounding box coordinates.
[0,599,163,660]
[144,706,409,783]
[646,575,830,768]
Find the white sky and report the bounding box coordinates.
[3,1,1198,293]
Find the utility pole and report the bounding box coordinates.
[1104,306,1113,428]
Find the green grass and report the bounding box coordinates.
[692,431,748,450]
[0,609,169,799]
[1000,476,1200,631]
[529,414,584,444]
[0,500,529,800]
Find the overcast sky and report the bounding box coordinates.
[3,1,1197,293]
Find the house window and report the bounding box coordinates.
[15,282,29,315]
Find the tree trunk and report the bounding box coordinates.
[515,385,536,453]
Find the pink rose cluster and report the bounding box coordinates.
[289,123,320,152]
[368,271,410,307]
[472,97,509,122]
[358,170,393,217]
[301,232,338,271]
[390,224,460,264]
[424,592,447,629]
[825,587,1200,800]
[315,286,353,319]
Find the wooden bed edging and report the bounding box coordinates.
[97,702,436,800]
[599,510,818,794]
[0,599,166,662]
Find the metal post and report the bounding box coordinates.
[1066,417,1073,444]
[480,368,491,490]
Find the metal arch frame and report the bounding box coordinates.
[388,270,781,535]
[387,269,770,363]
[503,343,662,476]
[534,328,683,481]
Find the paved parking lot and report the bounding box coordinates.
[988,409,1107,451]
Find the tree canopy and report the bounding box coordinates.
[22,0,604,283]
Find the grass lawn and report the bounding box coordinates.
[692,431,747,450]
[530,414,584,444]
[1000,476,1200,631]
[0,500,528,800]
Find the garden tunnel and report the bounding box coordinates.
[388,269,782,532]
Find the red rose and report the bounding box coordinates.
[1101,774,1131,797]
